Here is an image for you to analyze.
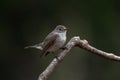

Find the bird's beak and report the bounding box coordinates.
[64,28,68,31]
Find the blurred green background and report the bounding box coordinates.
[1,0,120,80]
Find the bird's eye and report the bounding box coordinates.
[59,28,62,31]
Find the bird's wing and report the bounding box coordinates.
[41,32,58,56]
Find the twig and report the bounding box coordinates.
[38,36,120,80]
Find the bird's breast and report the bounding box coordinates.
[57,32,66,42]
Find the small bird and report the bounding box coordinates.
[25,25,67,56]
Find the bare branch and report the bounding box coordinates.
[76,38,120,62]
[38,36,120,80]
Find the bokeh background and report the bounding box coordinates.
[1,0,120,80]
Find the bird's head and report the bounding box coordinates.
[54,25,67,33]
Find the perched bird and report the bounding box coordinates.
[25,25,67,56]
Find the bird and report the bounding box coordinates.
[25,25,67,56]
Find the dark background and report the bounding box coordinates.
[1,0,120,80]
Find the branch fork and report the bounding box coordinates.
[38,36,120,80]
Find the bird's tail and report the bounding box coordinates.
[24,43,43,50]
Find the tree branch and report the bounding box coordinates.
[38,36,120,80]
